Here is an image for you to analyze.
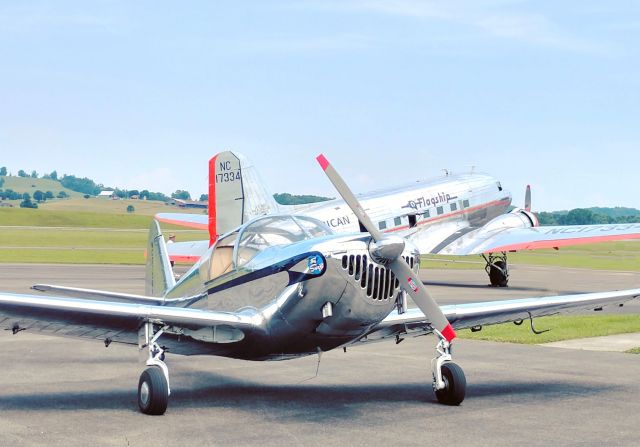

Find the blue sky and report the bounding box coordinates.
[1,1,638,210]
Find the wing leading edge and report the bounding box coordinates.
[433,223,640,255]
[360,288,640,344]
[0,292,261,350]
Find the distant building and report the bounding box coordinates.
[172,198,208,209]
[98,190,116,199]
[0,202,13,207]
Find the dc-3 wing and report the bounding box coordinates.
[360,288,640,344]
[413,222,640,255]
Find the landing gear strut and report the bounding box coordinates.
[483,252,509,287]
[138,323,170,415]
[431,334,466,405]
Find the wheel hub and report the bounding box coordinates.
[140,381,150,405]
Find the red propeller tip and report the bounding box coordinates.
[441,323,457,342]
[316,154,330,171]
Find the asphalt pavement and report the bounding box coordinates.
[0,263,638,446]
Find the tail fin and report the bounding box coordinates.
[208,151,280,242]
[145,219,176,297]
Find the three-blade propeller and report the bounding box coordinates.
[524,185,532,212]
[316,154,456,342]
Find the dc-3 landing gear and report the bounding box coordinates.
[483,252,509,287]
[431,332,466,405]
[138,323,170,415]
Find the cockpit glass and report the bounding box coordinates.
[236,216,333,266]
[294,216,333,238]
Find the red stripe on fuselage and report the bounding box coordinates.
[384,198,511,234]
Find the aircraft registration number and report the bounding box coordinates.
[216,172,241,183]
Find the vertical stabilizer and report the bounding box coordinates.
[208,151,280,242]
[145,219,176,297]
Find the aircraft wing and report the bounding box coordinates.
[360,288,640,344]
[426,222,640,255]
[166,240,210,263]
[155,213,208,230]
[0,291,260,349]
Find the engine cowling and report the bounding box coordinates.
[482,208,539,232]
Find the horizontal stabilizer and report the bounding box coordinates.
[167,240,209,263]
[155,213,208,230]
[32,284,167,304]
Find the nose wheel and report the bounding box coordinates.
[434,362,466,405]
[431,336,466,406]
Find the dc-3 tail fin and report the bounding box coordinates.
[145,219,176,297]
[208,151,280,243]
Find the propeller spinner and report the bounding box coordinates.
[316,154,456,342]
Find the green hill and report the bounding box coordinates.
[1,175,84,199]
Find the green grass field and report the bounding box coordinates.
[40,197,193,216]
[459,314,640,344]
[422,240,640,272]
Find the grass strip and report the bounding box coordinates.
[459,314,640,344]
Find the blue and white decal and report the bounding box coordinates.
[307,254,326,275]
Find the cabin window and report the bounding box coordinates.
[379,221,387,230]
[394,216,402,226]
[463,199,470,208]
[437,206,444,215]
[450,203,457,212]
[423,210,430,218]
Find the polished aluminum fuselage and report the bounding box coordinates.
[293,173,512,235]
[162,233,419,360]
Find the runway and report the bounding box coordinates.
[0,264,639,446]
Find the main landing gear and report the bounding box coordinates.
[431,334,466,405]
[138,323,170,415]
[483,252,509,287]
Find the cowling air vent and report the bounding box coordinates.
[341,254,418,301]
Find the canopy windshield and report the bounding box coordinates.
[236,216,333,266]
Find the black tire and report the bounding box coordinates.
[138,366,169,415]
[435,362,466,406]
[489,260,508,287]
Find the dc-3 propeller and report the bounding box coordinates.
[316,154,466,405]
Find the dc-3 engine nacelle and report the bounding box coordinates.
[483,208,539,232]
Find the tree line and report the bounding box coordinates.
[537,208,640,225]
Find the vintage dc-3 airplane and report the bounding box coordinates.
[1,154,640,416]
[158,151,640,287]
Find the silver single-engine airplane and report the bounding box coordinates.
[158,151,640,287]
[1,155,639,416]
